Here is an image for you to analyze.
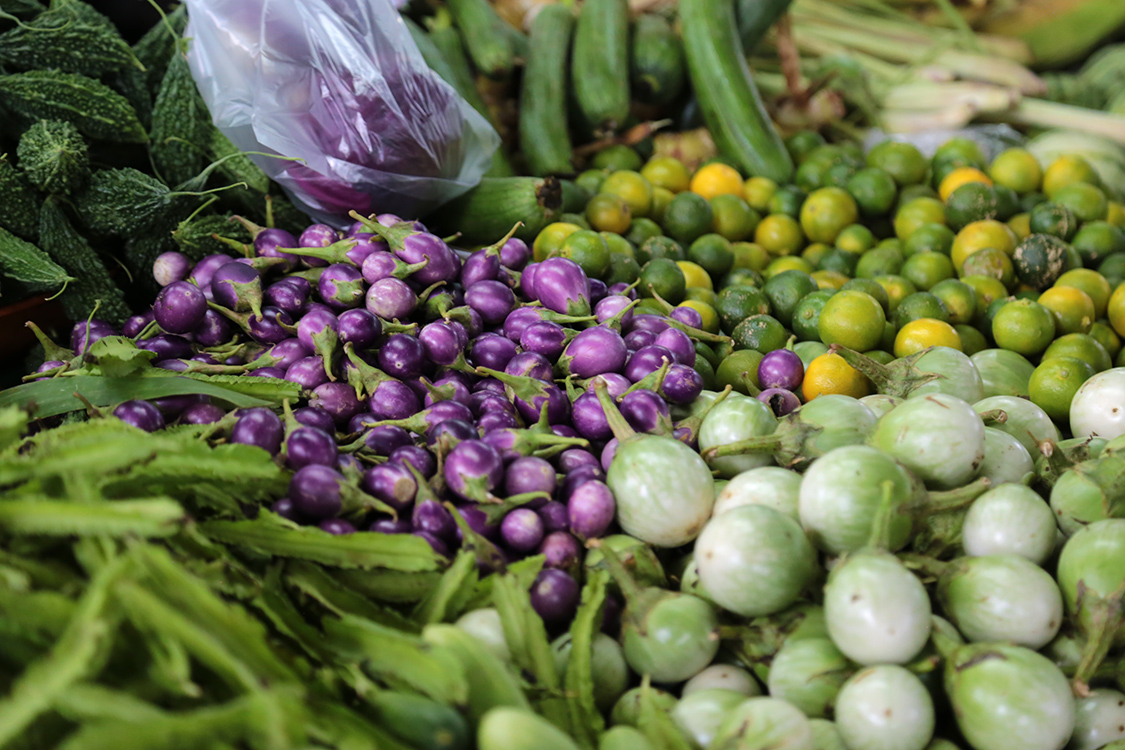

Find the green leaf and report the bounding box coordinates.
[321,614,469,706]
[0,372,296,418]
[493,572,568,730]
[0,552,131,747]
[202,512,445,572]
[0,498,183,537]
[54,683,167,723]
[0,405,29,453]
[412,549,479,625]
[637,677,694,750]
[0,225,71,290]
[565,570,609,749]
[84,335,155,377]
[332,568,442,604]
[99,442,285,501]
[463,554,545,612]
[284,560,420,633]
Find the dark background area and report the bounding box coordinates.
[89,0,178,43]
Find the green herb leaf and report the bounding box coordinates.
[637,677,694,750]
[0,405,29,453]
[412,549,479,625]
[53,683,167,724]
[332,568,442,604]
[83,336,155,378]
[565,570,609,749]
[0,225,71,291]
[284,560,420,633]
[0,498,183,537]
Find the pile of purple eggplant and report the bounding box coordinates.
[62,211,722,625]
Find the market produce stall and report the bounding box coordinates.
[2,0,1125,748]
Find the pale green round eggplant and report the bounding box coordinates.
[973,395,1060,456]
[694,504,819,618]
[767,637,853,719]
[835,665,934,750]
[808,719,846,750]
[869,393,985,490]
[798,446,914,555]
[962,484,1057,565]
[478,707,580,750]
[455,607,510,663]
[714,466,802,520]
[858,393,902,419]
[971,348,1035,399]
[621,593,720,684]
[977,427,1034,486]
[699,397,778,478]
[710,696,815,750]
[599,726,655,750]
[1057,519,1125,642]
[1070,689,1125,750]
[609,686,676,727]
[682,664,761,697]
[944,642,1075,750]
[907,346,984,403]
[670,688,750,749]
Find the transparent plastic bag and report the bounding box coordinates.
[183,0,499,225]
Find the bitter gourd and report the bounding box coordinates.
[0,155,42,240]
[151,49,209,186]
[0,70,146,143]
[74,168,188,237]
[172,213,252,261]
[0,225,71,295]
[133,5,188,97]
[0,5,137,77]
[16,120,90,196]
[38,198,131,325]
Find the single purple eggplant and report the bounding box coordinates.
[501,508,545,552]
[514,383,571,426]
[465,280,516,326]
[426,419,477,454]
[371,518,414,535]
[558,448,599,474]
[264,278,311,317]
[627,314,671,335]
[572,392,612,442]
[137,334,193,362]
[123,310,155,338]
[365,277,418,321]
[350,214,460,285]
[461,249,501,289]
[319,518,356,535]
[188,254,232,288]
[414,530,450,556]
[211,262,263,317]
[540,531,581,569]
[444,439,504,502]
[758,388,801,417]
[271,497,301,522]
[285,356,330,390]
[337,308,382,350]
[413,499,457,541]
[478,411,519,433]
[378,333,426,380]
[505,456,557,497]
[71,319,115,354]
[474,378,507,395]
[520,321,568,361]
[114,400,165,432]
[247,307,293,345]
[560,326,628,378]
[296,307,339,380]
[285,427,339,470]
[568,480,615,539]
[456,504,501,542]
[607,282,637,299]
[390,445,436,479]
[520,262,540,301]
[250,228,298,272]
[535,258,591,316]
[424,376,472,407]
[370,380,421,421]
[620,389,671,434]
[500,237,530,270]
[560,464,604,501]
[179,402,226,425]
[506,352,554,383]
[623,329,656,351]
[482,424,588,463]
[624,345,675,383]
[362,463,417,511]
[193,309,235,347]
[231,407,283,455]
[757,349,804,392]
[289,465,344,519]
[267,338,312,370]
[503,306,544,342]
[153,251,192,286]
[419,320,465,366]
[654,328,695,366]
[595,295,635,326]
[530,569,580,623]
[362,424,413,454]
[292,406,336,434]
[662,364,704,404]
[318,264,366,310]
[470,334,518,372]
[538,502,570,535]
[470,392,515,417]
[589,279,608,304]
[310,382,364,427]
[670,306,703,329]
[361,250,428,284]
[297,224,336,267]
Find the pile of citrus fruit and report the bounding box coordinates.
[529,135,1125,426]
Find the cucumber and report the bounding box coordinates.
[571,0,630,133]
[520,5,575,177]
[0,70,147,144]
[427,177,564,244]
[367,691,471,750]
[447,0,514,80]
[1013,233,1069,289]
[680,0,793,183]
[17,120,90,197]
[0,225,71,295]
[0,155,42,240]
[477,708,580,750]
[630,14,686,107]
[422,625,529,727]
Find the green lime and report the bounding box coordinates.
[901,251,955,291]
[824,163,858,189]
[709,194,760,241]
[847,168,898,217]
[1042,333,1112,372]
[767,185,806,217]
[1028,202,1079,241]
[1072,221,1125,266]
[802,242,832,269]
[791,290,835,342]
[929,278,978,325]
[855,245,905,279]
[731,241,771,272]
[795,159,832,193]
[818,289,887,351]
[934,137,987,169]
[840,278,890,314]
[991,298,1056,356]
[903,222,955,257]
[732,314,790,353]
[638,258,686,304]
[719,268,764,289]
[961,247,1016,290]
[894,197,946,240]
[955,324,989,356]
[1029,356,1095,422]
[575,169,608,195]
[662,192,714,245]
[893,291,951,330]
[946,183,1000,230]
[1098,253,1125,287]
[604,253,641,286]
[836,224,877,255]
[601,170,654,218]
[763,269,819,327]
[625,217,664,248]
[898,184,940,208]
[558,230,611,278]
[692,352,717,390]
[689,233,735,276]
[637,235,685,265]
[715,349,765,395]
[866,141,928,186]
[715,284,771,333]
[1053,182,1108,223]
[1020,191,1048,213]
[793,340,829,368]
[684,286,719,308]
[601,232,634,256]
[994,184,1020,221]
[786,131,827,163]
[800,187,860,244]
[817,248,859,277]
[559,212,592,231]
[592,145,642,172]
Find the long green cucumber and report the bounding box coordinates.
[366,691,471,750]
[447,0,514,80]
[680,0,793,182]
[571,0,630,133]
[427,177,563,243]
[630,14,686,107]
[520,5,575,177]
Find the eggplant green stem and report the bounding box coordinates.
[593,378,636,442]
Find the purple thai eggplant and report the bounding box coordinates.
[289,465,344,519]
[589,279,608,304]
[351,215,459,285]
[540,531,581,569]
[377,334,426,379]
[153,251,192,287]
[628,314,671,335]
[189,254,233,288]
[413,499,457,540]
[419,320,465,366]
[534,258,591,316]
[414,530,450,556]
[620,389,671,434]
[568,480,615,539]
[758,388,801,417]
[654,328,695,366]
[247,307,293,345]
[114,400,165,432]
[179,402,226,425]
[470,391,517,418]
[337,308,382,350]
[503,306,544,342]
[71,319,115,354]
[264,278,311,317]
[362,463,417,511]
[371,518,413,535]
[211,262,262,316]
[298,224,336,267]
[501,508,544,553]
[426,419,477,454]
[249,366,287,379]
[365,277,418,321]
[444,439,504,501]
[505,352,554,382]
[296,307,338,379]
[558,448,599,474]
[194,309,236,347]
[123,310,155,338]
[362,424,413,454]
[500,237,530,270]
[465,280,516,326]
[506,456,557,497]
[254,228,299,271]
[595,295,635,326]
[530,569,579,623]
[318,264,366,310]
[477,411,519,433]
[310,382,364,427]
[520,321,568,361]
[456,504,501,542]
[271,498,301,521]
[319,519,356,535]
[231,407,283,455]
[607,283,637,299]
[571,392,612,442]
[560,326,628,378]
[662,364,704,404]
[757,349,804,392]
[514,383,570,426]
[424,377,472,408]
[461,249,501,289]
[623,329,657,351]
[360,250,429,284]
[560,464,604,501]
[286,356,330,390]
[624,345,675,383]
[520,262,540,301]
[285,427,339,470]
[390,445,436,479]
[670,306,703,329]
[470,334,518,372]
[137,334,193,362]
[290,406,335,435]
[370,380,421,421]
[268,338,312,370]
